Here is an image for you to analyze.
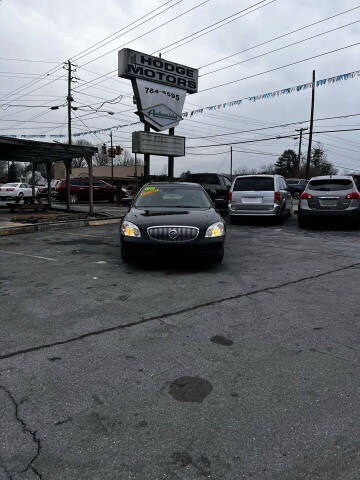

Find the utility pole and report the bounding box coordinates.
[168,127,175,180]
[67,60,72,145]
[65,60,73,212]
[230,146,233,180]
[110,130,114,184]
[135,153,138,191]
[144,124,150,182]
[306,70,316,178]
[295,127,308,177]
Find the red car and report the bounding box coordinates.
[56,178,117,204]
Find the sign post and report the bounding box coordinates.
[118,48,198,181]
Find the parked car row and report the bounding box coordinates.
[119,174,360,265]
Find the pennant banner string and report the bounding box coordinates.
[2,69,359,139]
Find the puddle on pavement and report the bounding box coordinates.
[169,376,213,403]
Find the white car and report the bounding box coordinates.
[0,183,39,200]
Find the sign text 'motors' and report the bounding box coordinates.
[118,48,198,94]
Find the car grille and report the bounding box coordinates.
[147,226,199,242]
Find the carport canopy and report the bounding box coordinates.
[0,136,98,214]
[0,135,97,162]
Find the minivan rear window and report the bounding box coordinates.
[233,177,274,191]
[308,179,353,191]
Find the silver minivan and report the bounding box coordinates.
[228,174,293,224]
[298,175,360,227]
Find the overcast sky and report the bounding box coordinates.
[1,0,360,175]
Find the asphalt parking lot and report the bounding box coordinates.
[1,214,360,479]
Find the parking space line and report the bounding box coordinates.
[0,250,57,261]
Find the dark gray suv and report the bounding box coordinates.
[298,175,360,227]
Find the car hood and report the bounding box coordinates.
[124,207,222,229]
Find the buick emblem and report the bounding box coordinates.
[169,229,178,239]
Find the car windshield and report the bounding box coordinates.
[309,179,353,191]
[233,177,274,191]
[135,186,211,208]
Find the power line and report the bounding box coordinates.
[154,0,276,54]
[0,0,182,103]
[0,57,60,64]
[71,0,179,62]
[78,0,209,69]
[186,127,360,149]
[200,18,360,78]
[199,4,360,70]
[187,113,360,139]
[199,41,360,93]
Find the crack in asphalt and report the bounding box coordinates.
[0,385,42,479]
[0,261,359,362]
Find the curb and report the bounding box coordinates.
[0,217,123,236]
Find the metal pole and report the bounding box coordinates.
[144,124,150,182]
[306,70,316,178]
[31,161,36,199]
[67,60,72,145]
[135,153,138,191]
[88,155,94,216]
[168,127,175,180]
[46,161,52,208]
[110,130,114,184]
[295,128,308,177]
[65,160,71,212]
[230,146,233,180]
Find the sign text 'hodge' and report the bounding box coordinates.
[118,49,198,94]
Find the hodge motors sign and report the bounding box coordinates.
[118,48,198,94]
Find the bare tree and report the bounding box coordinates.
[72,139,94,167]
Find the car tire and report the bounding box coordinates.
[18,192,24,199]
[121,245,131,263]
[212,245,224,264]
[293,192,300,200]
[275,207,285,225]
[298,212,307,229]
[70,194,78,204]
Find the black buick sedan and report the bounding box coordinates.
[120,182,225,263]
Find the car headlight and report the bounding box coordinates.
[205,222,225,238]
[121,220,141,237]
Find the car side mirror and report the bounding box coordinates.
[121,197,132,206]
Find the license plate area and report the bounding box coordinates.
[319,198,338,207]
[242,197,262,204]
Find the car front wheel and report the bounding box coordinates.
[211,245,224,264]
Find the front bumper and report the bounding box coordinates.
[121,235,224,258]
[228,204,281,217]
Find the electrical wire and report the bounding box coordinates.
[78,0,209,69]
[200,19,360,77]
[186,128,360,149]
[154,0,276,54]
[199,41,360,93]
[199,4,360,69]
[186,113,360,139]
